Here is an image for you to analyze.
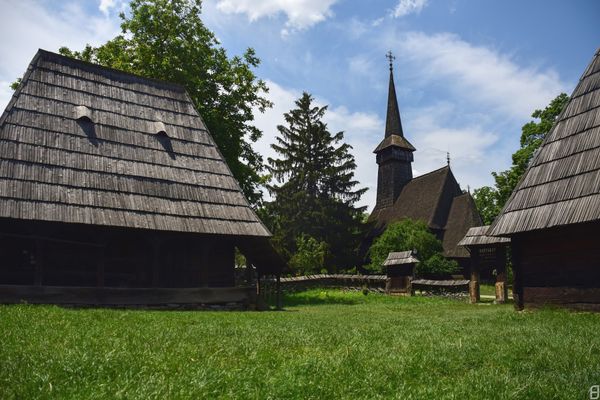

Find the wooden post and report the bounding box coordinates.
[34,239,43,286]
[469,247,480,304]
[512,241,524,310]
[276,274,282,310]
[494,245,507,304]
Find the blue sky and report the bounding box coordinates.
[0,0,598,210]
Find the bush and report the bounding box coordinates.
[289,234,328,275]
[367,219,458,277]
[419,253,459,276]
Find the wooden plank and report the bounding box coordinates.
[523,287,600,305]
[0,285,255,305]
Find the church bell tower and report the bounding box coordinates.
[374,51,416,210]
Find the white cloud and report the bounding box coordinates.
[392,0,428,18]
[99,0,116,16]
[406,102,502,190]
[0,0,121,110]
[392,31,567,120]
[215,0,338,35]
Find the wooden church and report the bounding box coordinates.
[489,47,600,311]
[0,49,282,306]
[367,54,482,272]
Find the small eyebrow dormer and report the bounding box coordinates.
[153,121,167,136]
[153,120,175,158]
[75,105,93,122]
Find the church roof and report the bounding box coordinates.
[373,134,415,153]
[374,60,415,153]
[371,166,458,229]
[443,194,486,257]
[370,166,482,258]
[490,47,600,236]
[0,49,271,237]
[385,68,404,138]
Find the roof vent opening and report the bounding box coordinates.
[75,105,94,122]
[154,121,167,135]
[154,121,175,159]
[75,105,98,146]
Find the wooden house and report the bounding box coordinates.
[366,55,482,273]
[458,226,510,304]
[0,50,282,306]
[383,250,419,294]
[489,47,600,310]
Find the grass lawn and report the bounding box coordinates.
[479,283,513,298]
[1,290,599,399]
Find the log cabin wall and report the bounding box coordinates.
[514,221,600,308]
[0,218,235,289]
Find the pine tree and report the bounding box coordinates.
[265,92,367,272]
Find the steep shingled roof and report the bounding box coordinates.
[443,193,484,257]
[368,166,481,258]
[0,49,270,237]
[490,47,600,236]
[458,225,510,247]
[371,166,460,229]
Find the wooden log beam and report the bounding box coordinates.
[0,285,256,306]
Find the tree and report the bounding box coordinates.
[473,93,569,224]
[289,235,328,275]
[57,0,271,205]
[265,92,367,272]
[367,219,458,277]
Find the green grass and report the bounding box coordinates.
[479,283,513,297]
[1,290,600,399]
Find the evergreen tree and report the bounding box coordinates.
[265,92,367,272]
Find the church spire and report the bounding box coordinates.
[373,51,415,210]
[385,51,404,138]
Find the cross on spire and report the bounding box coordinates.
[386,50,395,71]
[447,151,451,166]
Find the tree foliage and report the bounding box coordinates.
[264,92,367,272]
[474,93,569,224]
[367,219,458,277]
[57,0,271,204]
[289,235,328,275]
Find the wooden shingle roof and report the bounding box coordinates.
[443,193,484,257]
[0,49,270,237]
[383,250,419,266]
[458,225,510,247]
[490,47,600,236]
[368,166,482,258]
